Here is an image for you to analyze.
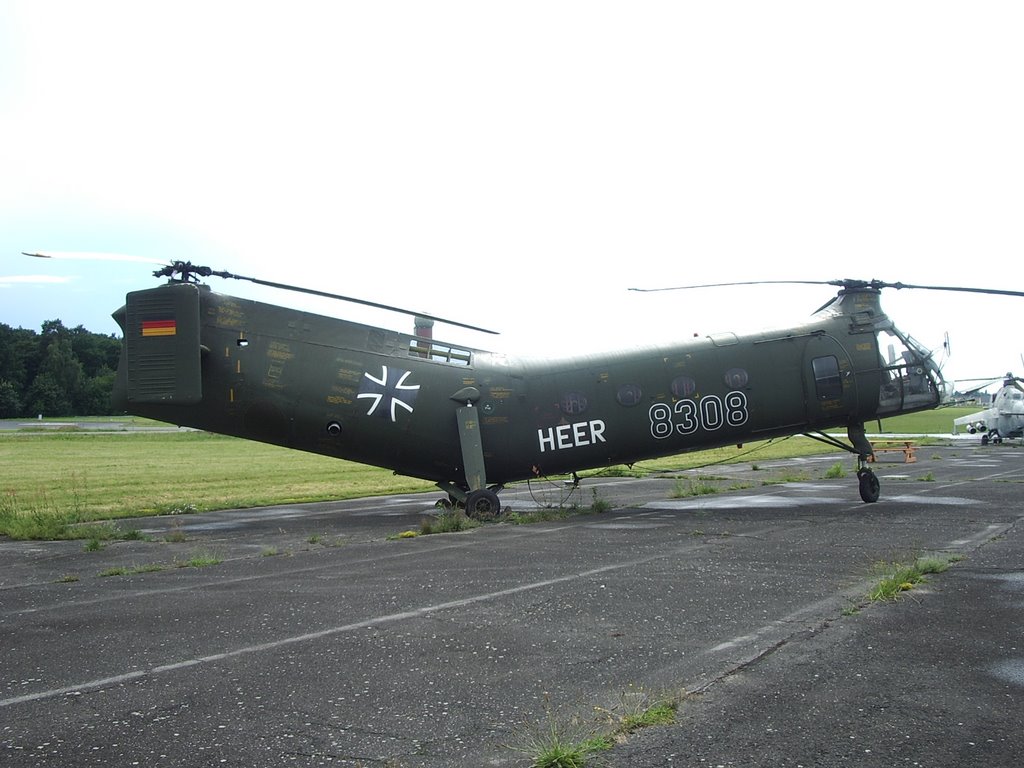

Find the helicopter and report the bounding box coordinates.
[22,253,1024,514]
[953,373,1024,444]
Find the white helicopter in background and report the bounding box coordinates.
[953,372,1024,444]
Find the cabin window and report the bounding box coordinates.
[560,392,589,416]
[407,338,472,365]
[812,355,843,400]
[724,368,749,388]
[671,375,696,398]
[616,384,642,407]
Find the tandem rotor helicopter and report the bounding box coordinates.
[23,252,1024,514]
[953,372,1024,444]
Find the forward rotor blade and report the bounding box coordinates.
[628,280,830,292]
[878,281,1024,298]
[629,278,1024,299]
[215,270,499,336]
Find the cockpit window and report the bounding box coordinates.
[876,327,943,414]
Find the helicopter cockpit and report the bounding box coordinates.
[875,325,948,415]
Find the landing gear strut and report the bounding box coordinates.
[436,482,504,520]
[849,424,880,503]
[982,430,1003,445]
[803,422,881,503]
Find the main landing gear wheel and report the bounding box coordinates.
[857,468,880,503]
[465,488,501,520]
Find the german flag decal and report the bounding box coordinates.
[141,319,177,337]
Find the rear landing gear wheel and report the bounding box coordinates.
[858,468,880,503]
[465,488,501,520]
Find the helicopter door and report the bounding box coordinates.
[803,335,857,425]
[123,284,203,404]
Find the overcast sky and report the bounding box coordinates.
[2,2,1021,391]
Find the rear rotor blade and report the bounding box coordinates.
[23,250,498,335]
[215,269,499,335]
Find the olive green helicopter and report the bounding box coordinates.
[24,252,1024,516]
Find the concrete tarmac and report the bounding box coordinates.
[1,443,1022,766]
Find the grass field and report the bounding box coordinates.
[0,407,980,538]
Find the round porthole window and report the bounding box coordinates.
[724,368,749,388]
[671,376,696,397]
[560,392,588,415]
[616,384,642,407]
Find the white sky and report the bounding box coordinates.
[2,1,1022,391]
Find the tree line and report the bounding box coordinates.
[0,321,122,418]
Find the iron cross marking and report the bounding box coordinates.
[357,366,421,422]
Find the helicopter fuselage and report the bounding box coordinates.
[111,282,945,499]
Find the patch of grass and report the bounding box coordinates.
[164,531,187,543]
[419,510,480,535]
[505,507,572,525]
[824,461,847,479]
[177,552,222,568]
[0,429,437,529]
[0,489,141,542]
[671,478,720,498]
[918,471,935,482]
[588,489,610,514]
[599,687,681,735]
[508,710,612,768]
[506,507,574,525]
[506,490,611,525]
[867,554,958,602]
[512,687,685,767]
[398,501,571,537]
[100,562,168,577]
[780,470,811,483]
[597,466,646,479]
[0,489,76,540]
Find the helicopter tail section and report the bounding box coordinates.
[113,283,203,405]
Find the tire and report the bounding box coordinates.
[465,488,501,520]
[858,470,880,503]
